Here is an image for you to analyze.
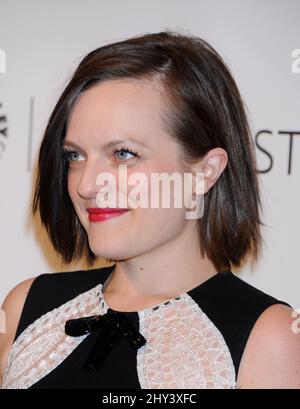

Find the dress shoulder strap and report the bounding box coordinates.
[192,271,292,376]
[14,265,114,342]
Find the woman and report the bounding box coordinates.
[0,30,299,389]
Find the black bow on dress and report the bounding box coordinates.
[65,308,146,372]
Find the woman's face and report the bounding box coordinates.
[64,79,197,260]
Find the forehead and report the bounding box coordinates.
[66,79,170,141]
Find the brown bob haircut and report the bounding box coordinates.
[32,30,263,272]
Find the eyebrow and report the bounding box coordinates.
[63,137,149,150]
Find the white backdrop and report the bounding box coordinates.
[0,0,299,308]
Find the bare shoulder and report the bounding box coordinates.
[0,276,37,385]
[237,303,300,388]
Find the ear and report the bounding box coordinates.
[191,148,228,195]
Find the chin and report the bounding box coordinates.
[88,240,134,261]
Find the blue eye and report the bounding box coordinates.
[61,146,139,163]
[112,147,139,161]
[62,149,84,162]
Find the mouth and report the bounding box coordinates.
[87,207,130,222]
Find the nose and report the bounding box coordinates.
[76,160,109,200]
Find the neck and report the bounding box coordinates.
[102,223,218,304]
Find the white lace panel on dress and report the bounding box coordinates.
[1,284,104,389]
[1,283,236,389]
[137,294,236,389]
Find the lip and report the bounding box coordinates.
[87,208,130,222]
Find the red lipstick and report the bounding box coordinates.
[87,208,129,222]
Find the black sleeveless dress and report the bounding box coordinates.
[2,265,291,389]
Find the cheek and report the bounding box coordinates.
[128,206,186,255]
[67,171,78,203]
[137,163,187,209]
[127,165,187,238]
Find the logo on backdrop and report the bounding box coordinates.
[255,130,300,175]
[0,102,8,160]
